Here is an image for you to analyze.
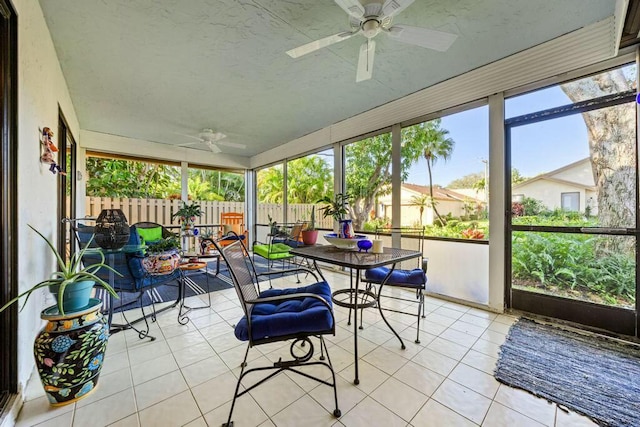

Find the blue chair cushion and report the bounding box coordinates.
[364,267,426,288]
[234,281,334,342]
[80,225,180,292]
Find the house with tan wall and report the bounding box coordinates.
[379,183,485,226]
[512,158,597,214]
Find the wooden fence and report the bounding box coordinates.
[84,198,333,228]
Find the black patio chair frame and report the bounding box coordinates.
[73,223,183,340]
[361,227,428,348]
[212,233,340,427]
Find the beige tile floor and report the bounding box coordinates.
[16,269,598,427]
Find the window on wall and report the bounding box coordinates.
[286,149,334,229]
[561,192,580,211]
[344,130,393,232]
[403,105,489,240]
[85,154,180,225]
[256,163,284,225]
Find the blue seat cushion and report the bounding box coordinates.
[364,267,426,288]
[234,282,334,342]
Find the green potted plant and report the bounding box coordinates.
[301,206,318,245]
[172,201,202,232]
[0,225,119,315]
[142,236,181,274]
[0,224,122,406]
[318,193,353,237]
[317,193,350,223]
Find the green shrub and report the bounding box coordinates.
[511,232,635,304]
[362,217,390,232]
[521,197,547,216]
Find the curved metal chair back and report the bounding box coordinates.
[362,226,428,348]
[210,232,341,426]
[213,234,260,319]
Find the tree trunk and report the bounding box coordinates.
[561,70,635,254]
[426,161,446,225]
[351,195,375,231]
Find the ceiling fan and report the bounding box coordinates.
[176,129,246,153]
[286,0,457,82]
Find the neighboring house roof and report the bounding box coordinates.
[512,157,596,191]
[391,183,483,203]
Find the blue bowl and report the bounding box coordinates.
[357,240,373,252]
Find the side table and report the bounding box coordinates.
[177,251,221,324]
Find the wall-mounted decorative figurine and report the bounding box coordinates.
[40,127,66,175]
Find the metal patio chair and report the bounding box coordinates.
[361,227,428,348]
[212,234,340,427]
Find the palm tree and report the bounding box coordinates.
[409,194,430,226]
[406,121,455,225]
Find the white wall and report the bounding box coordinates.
[553,160,595,186]
[371,234,489,305]
[425,241,490,305]
[516,180,587,211]
[14,0,80,392]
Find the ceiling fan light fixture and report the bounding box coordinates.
[286,0,456,83]
[362,19,381,38]
[199,129,226,142]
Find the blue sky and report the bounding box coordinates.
[406,86,590,187]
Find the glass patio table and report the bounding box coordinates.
[289,244,421,385]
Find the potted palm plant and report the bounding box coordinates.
[318,193,353,238]
[301,206,318,245]
[0,225,121,406]
[172,201,202,232]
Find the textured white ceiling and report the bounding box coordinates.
[39,0,615,157]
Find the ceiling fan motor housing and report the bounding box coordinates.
[362,19,381,38]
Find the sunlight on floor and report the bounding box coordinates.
[16,269,596,427]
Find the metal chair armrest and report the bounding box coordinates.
[256,267,318,281]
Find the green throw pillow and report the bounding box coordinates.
[137,226,163,244]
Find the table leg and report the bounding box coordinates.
[352,268,360,385]
[375,262,406,350]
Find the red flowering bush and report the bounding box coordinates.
[461,228,485,239]
[511,202,524,216]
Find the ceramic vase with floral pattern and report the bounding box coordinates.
[34,298,108,406]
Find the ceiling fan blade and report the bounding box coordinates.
[207,142,222,154]
[381,0,415,18]
[217,140,246,149]
[387,25,457,52]
[356,39,376,83]
[173,132,203,141]
[334,0,365,19]
[176,141,201,147]
[286,30,358,58]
